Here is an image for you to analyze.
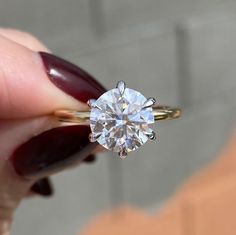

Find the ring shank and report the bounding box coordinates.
[152,106,181,121]
[54,106,181,124]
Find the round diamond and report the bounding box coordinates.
[90,87,155,153]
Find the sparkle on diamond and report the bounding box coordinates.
[90,87,154,153]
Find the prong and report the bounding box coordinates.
[89,133,100,142]
[118,147,128,159]
[116,80,126,96]
[143,97,156,108]
[147,130,156,141]
[87,99,97,108]
[145,129,156,140]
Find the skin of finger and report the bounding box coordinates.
[0,32,84,233]
[0,30,51,234]
[0,116,60,234]
[0,29,56,199]
[0,35,87,119]
[0,28,50,52]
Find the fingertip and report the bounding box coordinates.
[0,35,80,118]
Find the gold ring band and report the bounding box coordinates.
[53,80,182,158]
[54,106,181,124]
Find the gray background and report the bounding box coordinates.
[1,0,236,234]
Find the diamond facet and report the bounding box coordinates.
[89,84,155,155]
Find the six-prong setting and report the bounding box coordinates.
[143,97,156,108]
[89,81,156,158]
[119,145,128,159]
[88,132,101,142]
[116,80,126,96]
[87,99,98,108]
[146,130,156,141]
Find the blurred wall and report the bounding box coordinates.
[0,0,236,235]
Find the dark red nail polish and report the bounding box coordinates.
[11,125,97,178]
[31,177,53,197]
[39,52,106,103]
[11,53,106,178]
[83,154,96,163]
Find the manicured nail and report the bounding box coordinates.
[31,177,53,197]
[39,52,106,103]
[83,154,96,163]
[11,125,97,179]
[11,53,106,178]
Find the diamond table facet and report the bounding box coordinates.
[89,84,155,156]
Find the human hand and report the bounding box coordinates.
[0,28,106,235]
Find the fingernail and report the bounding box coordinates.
[31,177,53,197]
[83,154,96,163]
[11,125,97,178]
[11,53,106,178]
[39,52,106,103]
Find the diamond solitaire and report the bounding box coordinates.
[54,81,181,159]
[88,81,156,158]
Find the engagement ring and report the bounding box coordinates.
[54,81,181,158]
